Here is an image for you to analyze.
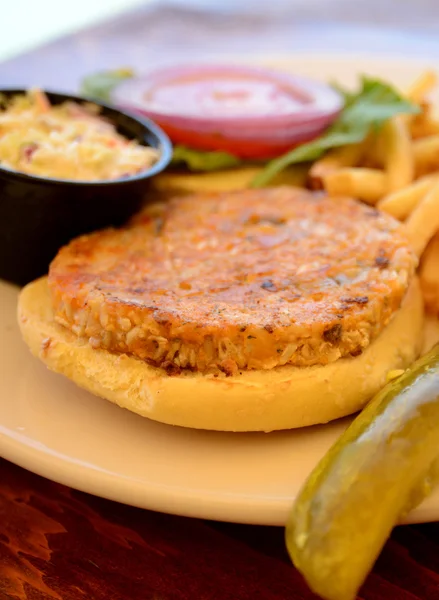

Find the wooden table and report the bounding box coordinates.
[2,3,439,599]
[2,457,439,600]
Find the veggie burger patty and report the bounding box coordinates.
[48,187,417,375]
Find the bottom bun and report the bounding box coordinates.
[18,277,424,432]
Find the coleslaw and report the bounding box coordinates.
[0,89,159,181]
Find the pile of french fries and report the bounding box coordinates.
[308,71,439,314]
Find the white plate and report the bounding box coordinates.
[2,55,439,526]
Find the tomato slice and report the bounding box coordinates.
[159,122,318,160]
[113,64,342,160]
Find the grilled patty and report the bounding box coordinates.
[48,187,417,374]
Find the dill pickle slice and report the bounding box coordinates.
[286,343,439,600]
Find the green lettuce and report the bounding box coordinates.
[80,69,134,103]
[171,145,242,171]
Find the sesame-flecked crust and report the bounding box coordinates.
[48,187,417,374]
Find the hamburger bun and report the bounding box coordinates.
[18,276,423,432]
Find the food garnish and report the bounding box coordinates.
[81,64,343,165]
[81,67,426,188]
[171,145,241,171]
[81,68,134,103]
[286,342,439,600]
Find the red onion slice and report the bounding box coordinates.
[112,64,343,154]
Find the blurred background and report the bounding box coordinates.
[2,0,439,87]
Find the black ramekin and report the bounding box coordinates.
[0,89,173,286]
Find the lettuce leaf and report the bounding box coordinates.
[251,77,420,187]
[171,145,242,171]
[80,69,134,103]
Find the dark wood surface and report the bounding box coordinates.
[2,2,439,599]
[2,458,439,600]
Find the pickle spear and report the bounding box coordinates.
[286,342,439,600]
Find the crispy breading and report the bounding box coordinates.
[48,187,417,374]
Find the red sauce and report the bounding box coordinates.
[142,71,311,118]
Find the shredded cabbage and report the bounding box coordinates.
[0,89,159,181]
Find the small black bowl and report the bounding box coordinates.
[0,89,173,286]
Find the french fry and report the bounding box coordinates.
[420,232,439,315]
[412,117,439,139]
[364,117,412,183]
[362,131,386,169]
[399,71,437,134]
[405,181,439,256]
[406,70,437,103]
[153,164,309,194]
[377,174,438,220]
[409,101,439,139]
[379,117,414,192]
[308,143,365,190]
[413,135,439,176]
[323,168,387,205]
